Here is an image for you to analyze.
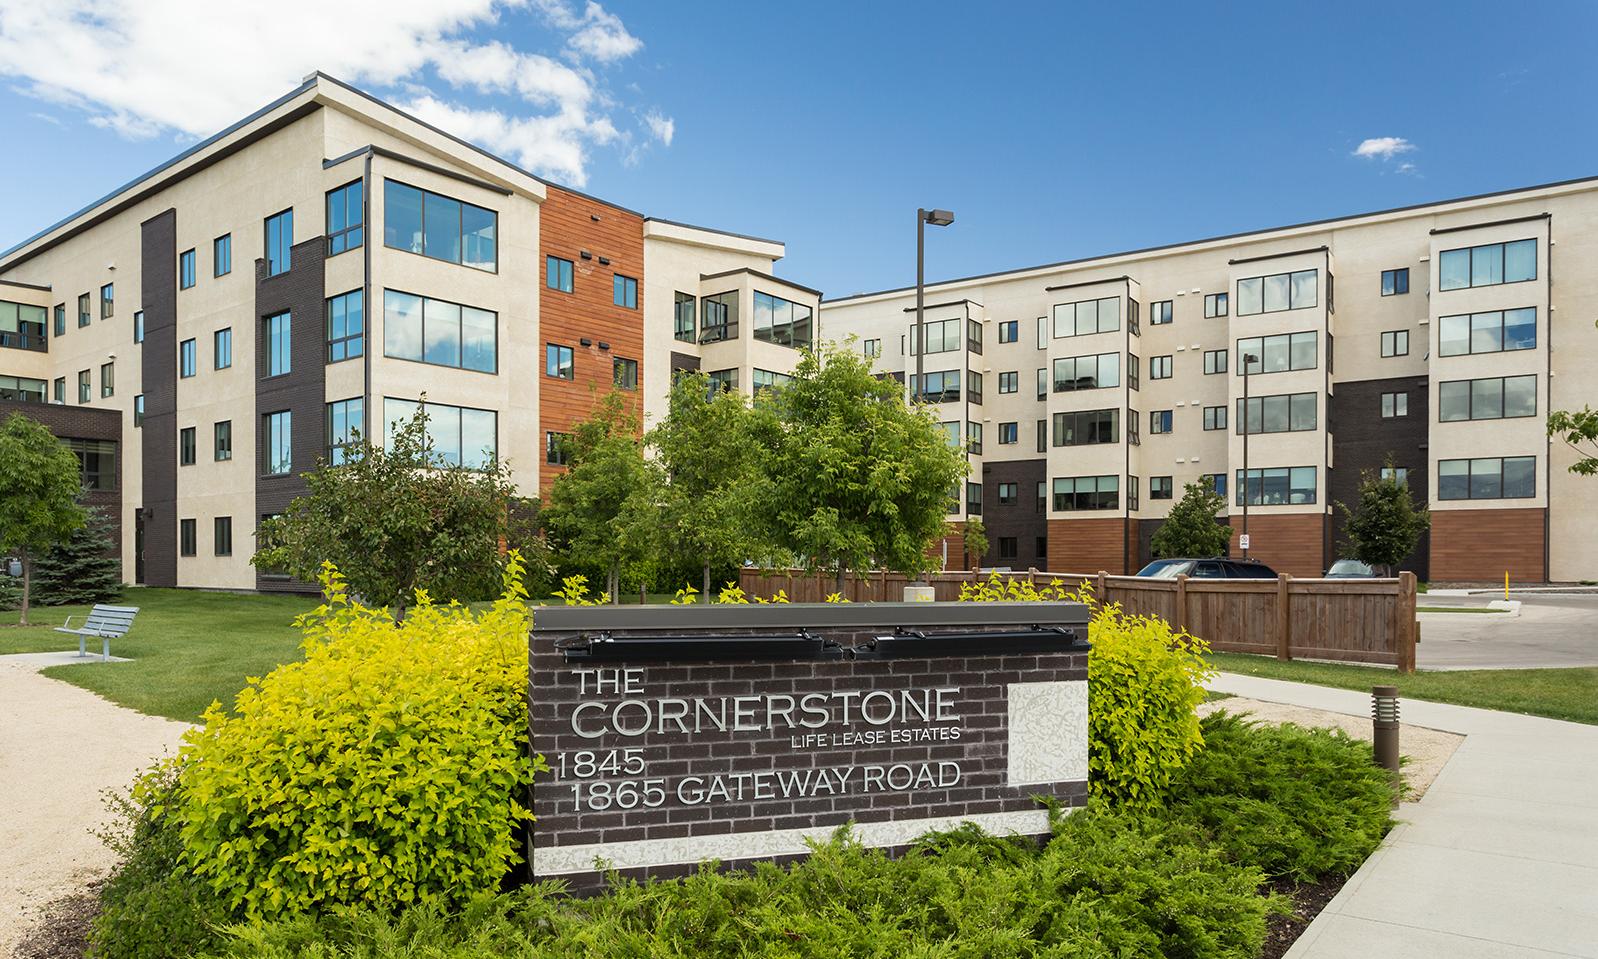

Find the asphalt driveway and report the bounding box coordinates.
[1418,593,1598,670]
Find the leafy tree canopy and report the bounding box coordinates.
[1151,477,1231,560]
[0,413,88,623]
[1337,460,1430,574]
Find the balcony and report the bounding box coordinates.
[0,329,47,352]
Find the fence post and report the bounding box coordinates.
[1276,573,1293,661]
[1096,571,1108,609]
[1027,566,1037,587]
[1174,574,1188,633]
[1396,571,1418,673]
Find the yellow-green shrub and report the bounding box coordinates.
[171,554,544,919]
[960,572,1213,809]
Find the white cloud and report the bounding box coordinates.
[643,110,674,146]
[0,0,655,185]
[1353,137,1416,160]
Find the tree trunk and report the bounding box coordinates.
[834,564,846,596]
[702,562,711,603]
[19,550,31,627]
[609,563,620,605]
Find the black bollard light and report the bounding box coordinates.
[1372,684,1401,806]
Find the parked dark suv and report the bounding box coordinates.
[1135,558,1279,579]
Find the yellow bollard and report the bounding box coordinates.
[1505,570,1510,601]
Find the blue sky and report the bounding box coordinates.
[1,1,1594,298]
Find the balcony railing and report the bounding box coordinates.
[0,330,47,352]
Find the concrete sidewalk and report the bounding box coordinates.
[1209,673,1598,959]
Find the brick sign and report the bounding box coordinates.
[528,602,1090,885]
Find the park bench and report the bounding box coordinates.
[54,604,139,661]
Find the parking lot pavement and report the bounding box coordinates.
[1417,593,1598,670]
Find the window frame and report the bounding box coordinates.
[325,180,365,256]
[1235,269,1318,316]
[1438,239,1537,292]
[613,273,639,309]
[545,343,575,380]
[327,290,365,363]
[1150,300,1173,325]
[998,320,1018,343]
[1204,292,1228,318]
[179,338,197,378]
[1381,329,1410,358]
[214,517,233,557]
[1236,392,1318,434]
[1381,267,1409,296]
[214,233,232,277]
[214,419,232,461]
[1234,466,1318,506]
[325,397,364,465]
[380,288,496,373]
[546,255,575,293]
[179,250,197,290]
[1438,375,1538,422]
[1438,456,1536,501]
[1236,331,1318,375]
[381,179,497,272]
[179,426,196,466]
[264,208,293,277]
[264,311,292,378]
[214,327,232,370]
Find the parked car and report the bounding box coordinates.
[1135,558,1279,579]
[1324,558,1378,578]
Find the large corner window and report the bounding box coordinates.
[1237,331,1317,375]
[1052,475,1119,512]
[328,290,364,363]
[1052,352,1120,392]
[1438,375,1537,422]
[700,291,738,343]
[752,291,814,349]
[382,397,497,469]
[1438,456,1535,500]
[0,375,46,402]
[326,397,364,465]
[383,180,496,272]
[326,180,365,256]
[0,300,47,351]
[909,369,960,404]
[911,317,962,355]
[1237,392,1317,434]
[1438,308,1536,357]
[1236,269,1317,316]
[264,209,293,277]
[1235,466,1317,506]
[382,290,496,373]
[1438,239,1536,291]
[1052,409,1118,447]
[1051,296,1119,338]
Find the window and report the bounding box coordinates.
[614,357,639,390]
[613,274,638,309]
[938,421,960,448]
[1381,467,1409,485]
[263,411,292,475]
[700,291,738,343]
[62,438,116,490]
[1052,475,1120,511]
[1203,405,1227,430]
[78,292,91,326]
[1150,300,1173,325]
[133,311,144,344]
[707,368,738,393]
[1237,392,1317,434]
[966,482,983,516]
[179,250,197,289]
[1381,268,1409,296]
[214,234,232,276]
[752,291,814,349]
[1151,476,1174,500]
[1053,409,1119,447]
[1036,316,1048,349]
[966,370,983,404]
[863,338,881,358]
[998,421,1018,445]
[214,328,232,370]
[1128,353,1139,391]
[53,377,65,403]
[998,371,1018,394]
[53,303,64,337]
[214,517,233,556]
[1381,330,1409,357]
[1052,296,1120,338]
[77,369,90,403]
[214,420,232,461]
[1149,355,1173,379]
[1053,352,1120,392]
[180,338,197,378]
[1381,392,1408,418]
[326,398,363,465]
[100,361,114,398]
[1438,308,1536,357]
[383,398,497,469]
[909,369,961,403]
[1237,331,1317,374]
[1036,368,1048,400]
[1202,349,1227,375]
[1237,269,1317,316]
[1150,410,1173,434]
[264,209,293,276]
[997,537,1018,560]
[1236,466,1317,505]
[100,283,114,319]
[327,290,364,362]
[966,421,983,454]
[179,427,196,465]
[546,431,570,466]
[133,394,143,426]
[998,320,1018,343]
[1438,239,1536,291]
[264,311,291,376]
[1439,456,1535,500]
[382,180,496,271]
[1208,473,1227,497]
[967,318,983,354]
[1037,481,1048,513]
[180,519,196,557]
[382,290,495,372]
[545,343,574,379]
[753,368,792,393]
[911,317,962,354]
[1204,292,1228,318]
[0,375,46,402]
[1126,408,1140,445]
[326,181,364,255]
[1439,375,1537,422]
[546,256,574,293]
[674,291,696,342]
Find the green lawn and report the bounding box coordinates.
[1209,652,1598,725]
[0,588,320,722]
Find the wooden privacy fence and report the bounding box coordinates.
[737,567,1418,672]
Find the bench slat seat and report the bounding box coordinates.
[53,604,140,660]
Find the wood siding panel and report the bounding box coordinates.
[1048,517,1133,574]
[1228,514,1326,577]
[539,187,645,497]
[1431,508,1546,583]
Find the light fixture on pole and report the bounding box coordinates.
[914,208,955,406]
[1241,352,1259,559]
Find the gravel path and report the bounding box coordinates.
[0,655,190,958]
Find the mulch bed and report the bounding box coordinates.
[14,883,101,959]
[1260,873,1348,959]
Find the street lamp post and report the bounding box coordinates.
[1241,352,1259,559]
[915,208,955,405]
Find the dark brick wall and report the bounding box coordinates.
[0,400,123,568]
[981,458,1047,569]
[254,236,327,591]
[140,210,178,587]
[1328,375,1430,578]
[528,624,1087,888]
[1136,516,1234,568]
[669,350,700,374]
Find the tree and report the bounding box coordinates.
[32,506,122,606]
[542,392,665,603]
[1548,406,1598,476]
[252,402,518,617]
[0,413,88,624]
[1151,476,1232,559]
[647,372,773,599]
[764,342,969,589]
[960,517,988,568]
[1337,463,1431,575]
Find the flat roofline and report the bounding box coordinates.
[699,266,822,298]
[822,172,1598,305]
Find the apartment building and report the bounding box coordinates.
[0,74,818,590]
[821,178,1598,582]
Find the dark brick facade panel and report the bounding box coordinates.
[0,400,124,570]
[140,209,178,587]
[1327,376,1430,578]
[668,350,700,374]
[981,458,1048,569]
[254,236,328,592]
